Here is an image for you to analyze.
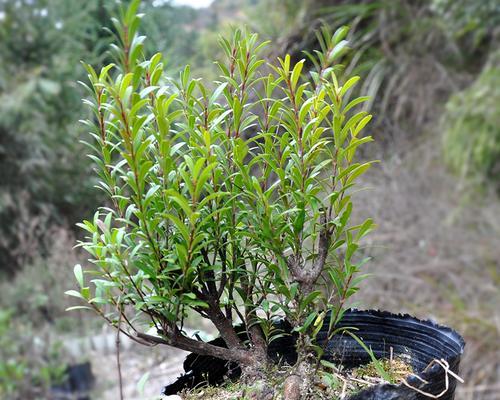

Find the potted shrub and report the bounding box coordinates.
[68,1,464,398]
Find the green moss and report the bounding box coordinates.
[179,356,414,400]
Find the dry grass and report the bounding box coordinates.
[353,134,500,400]
[352,357,413,384]
[181,382,245,400]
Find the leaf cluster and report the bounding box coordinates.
[71,0,376,365]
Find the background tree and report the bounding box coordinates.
[0,0,110,273]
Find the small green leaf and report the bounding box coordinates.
[290,59,305,90]
[137,372,150,395]
[66,306,93,312]
[332,25,349,45]
[74,264,84,288]
[65,290,84,299]
[328,40,349,64]
[340,76,360,97]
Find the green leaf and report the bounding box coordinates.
[293,207,306,234]
[332,25,349,45]
[343,96,370,114]
[340,76,360,97]
[300,290,322,312]
[345,331,393,382]
[137,372,150,395]
[353,115,372,137]
[296,311,318,333]
[165,214,190,242]
[74,264,84,288]
[345,162,372,185]
[65,306,93,312]
[209,82,228,106]
[64,290,84,300]
[320,359,337,370]
[328,40,349,64]
[125,0,141,23]
[290,59,305,90]
[356,218,375,240]
[165,189,192,217]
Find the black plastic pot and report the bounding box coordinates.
[318,310,465,400]
[50,362,94,400]
[164,310,465,400]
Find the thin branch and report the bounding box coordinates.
[136,330,253,365]
[116,307,124,400]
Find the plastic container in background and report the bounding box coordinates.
[50,362,94,400]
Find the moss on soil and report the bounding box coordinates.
[353,357,413,383]
[179,357,414,400]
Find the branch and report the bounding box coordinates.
[116,308,124,400]
[287,212,331,295]
[191,288,245,351]
[136,330,253,365]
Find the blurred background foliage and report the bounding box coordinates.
[442,50,500,186]
[0,0,498,399]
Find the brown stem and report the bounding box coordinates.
[123,25,130,73]
[246,313,268,361]
[191,286,244,351]
[287,211,330,296]
[136,330,255,365]
[116,309,124,400]
[115,98,164,283]
[96,89,124,217]
[208,300,245,350]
